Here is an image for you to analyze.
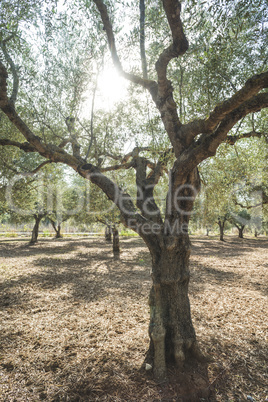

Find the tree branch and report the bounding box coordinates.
[133,156,164,224]
[0,39,19,106]
[151,0,189,155]
[179,71,268,144]
[78,163,159,245]
[85,73,98,160]
[100,152,122,161]
[92,0,157,95]
[155,0,188,93]
[176,92,268,175]
[100,161,134,172]
[65,117,81,159]
[203,72,268,133]
[0,138,36,152]
[122,146,151,163]
[30,160,52,174]
[139,0,148,79]
[234,200,266,209]
[0,61,48,154]
[0,146,51,177]
[226,131,265,145]
[93,0,188,156]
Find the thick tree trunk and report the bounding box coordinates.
[55,225,62,238]
[112,226,120,255]
[147,234,202,381]
[30,215,43,244]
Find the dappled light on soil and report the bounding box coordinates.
[0,236,267,401]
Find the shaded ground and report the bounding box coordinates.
[0,235,267,401]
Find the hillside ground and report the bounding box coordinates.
[0,235,267,401]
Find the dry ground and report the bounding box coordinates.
[0,235,267,401]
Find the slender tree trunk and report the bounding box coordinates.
[219,225,224,241]
[217,220,225,241]
[254,229,258,238]
[30,215,43,244]
[112,226,120,254]
[105,225,112,242]
[206,227,210,236]
[238,226,245,238]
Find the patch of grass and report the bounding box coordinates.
[5,232,18,238]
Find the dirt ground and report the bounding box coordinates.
[0,235,267,401]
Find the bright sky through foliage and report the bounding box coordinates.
[96,67,128,110]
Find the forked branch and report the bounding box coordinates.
[203,72,268,134]
[92,0,157,94]
[156,0,188,90]
[177,92,268,174]
[179,71,268,144]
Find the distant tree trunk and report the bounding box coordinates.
[55,224,62,238]
[105,225,112,242]
[217,217,227,241]
[238,225,245,238]
[254,229,258,238]
[233,223,245,239]
[50,220,62,238]
[206,227,210,236]
[30,213,45,244]
[112,226,120,254]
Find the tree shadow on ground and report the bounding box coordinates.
[1,236,267,310]
[203,337,267,401]
[0,237,114,258]
[0,241,151,312]
[190,265,243,288]
[190,236,268,297]
[56,358,212,402]
[191,236,268,258]
[1,237,267,401]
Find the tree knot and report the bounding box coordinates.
[81,163,93,171]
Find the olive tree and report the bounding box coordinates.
[0,0,267,381]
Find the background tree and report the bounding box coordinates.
[229,209,251,239]
[199,136,267,240]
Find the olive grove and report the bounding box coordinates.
[0,0,267,381]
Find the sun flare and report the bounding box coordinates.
[95,67,128,110]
